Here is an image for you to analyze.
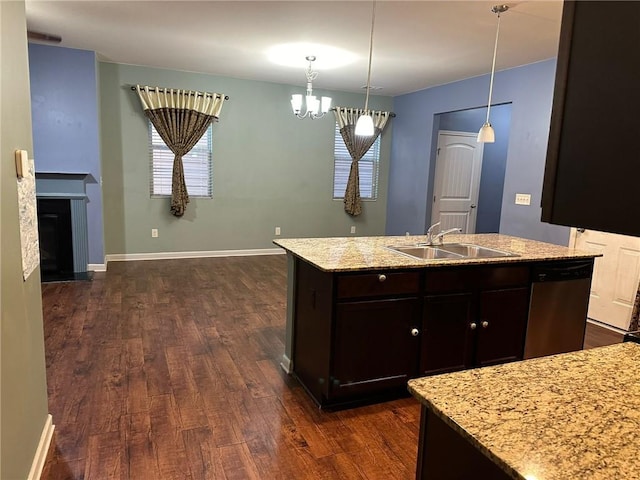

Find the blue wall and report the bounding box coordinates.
[28,44,103,264]
[436,104,511,233]
[387,59,570,245]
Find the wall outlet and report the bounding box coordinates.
[275,226,281,236]
[515,193,531,206]
[151,228,158,238]
[350,226,356,234]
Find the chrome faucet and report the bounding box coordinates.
[431,227,462,245]
[423,222,462,245]
[425,222,441,245]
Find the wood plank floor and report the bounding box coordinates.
[41,256,623,480]
[41,256,419,480]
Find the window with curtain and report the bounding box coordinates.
[149,121,213,197]
[333,123,380,200]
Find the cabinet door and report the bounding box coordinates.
[421,293,474,376]
[475,287,530,367]
[331,298,420,399]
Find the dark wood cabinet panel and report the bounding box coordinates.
[421,293,474,376]
[542,1,640,236]
[332,298,421,398]
[476,288,530,367]
[336,271,420,299]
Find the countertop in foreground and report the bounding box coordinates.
[408,342,640,480]
[273,234,598,272]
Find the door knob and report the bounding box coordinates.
[482,321,489,328]
[470,322,477,330]
[410,328,419,337]
[378,274,387,282]
[470,204,477,209]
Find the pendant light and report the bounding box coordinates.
[478,4,509,143]
[355,1,377,136]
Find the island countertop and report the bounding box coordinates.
[408,342,640,480]
[273,233,599,272]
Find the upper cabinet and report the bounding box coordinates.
[541,1,640,237]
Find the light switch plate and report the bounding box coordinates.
[515,193,531,206]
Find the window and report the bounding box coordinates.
[333,123,380,200]
[149,122,213,197]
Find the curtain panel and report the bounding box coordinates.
[333,107,391,216]
[629,282,640,331]
[134,85,226,216]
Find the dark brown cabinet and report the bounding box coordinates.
[293,259,533,408]
[421,266,530,376]
[332,298,421,399]
[542,1,640,236]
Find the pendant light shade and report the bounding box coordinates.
[355,114,374,136]
[477,122,495,143]
[478,4,508,143]
[356,1,377,137]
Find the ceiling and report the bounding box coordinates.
[25,1,564,96]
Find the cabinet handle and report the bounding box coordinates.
[482,321,489,328]
[410,328,419,337]
[470,322,477,330]
[378,274,387,282]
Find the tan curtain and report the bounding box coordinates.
[334,107,391,216]
[135,85,226,216]
[629,282,640,331]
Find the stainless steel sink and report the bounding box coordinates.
[387,245,464,260]
[438,243,519,258]
[386,243,518,260]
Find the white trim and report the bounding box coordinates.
[587,318,628,334]
[87,263,106,272]
[28,414,54,480]
[105,248,285,264]
[280,354,293,374]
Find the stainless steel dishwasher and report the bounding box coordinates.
[524,260,594,359]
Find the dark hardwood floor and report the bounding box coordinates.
[41,256,419,480]
[40,256,623,479]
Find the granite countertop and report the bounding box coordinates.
[408,342,640,480]
[273,234,598,272]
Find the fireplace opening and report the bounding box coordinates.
[37,198,76,281]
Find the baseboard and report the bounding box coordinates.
[280,354,293,374]
[87,263,106,272]
[105,248,285,264]
[587,318,628,334]
[28,414,54,480]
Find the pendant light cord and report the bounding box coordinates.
[363,1,376,112]
[485,11,502,124]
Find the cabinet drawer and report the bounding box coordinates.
[425,265,530,293]
[337,271,420,299]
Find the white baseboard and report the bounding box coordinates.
[28,414,54,480]
[587,318,628,334]
[280,354,292,374]
[105,248,284,264]
[87,263,106,272]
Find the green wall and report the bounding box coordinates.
[99,62,393,256]
[1,1,50,478]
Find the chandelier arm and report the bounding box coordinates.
[485,11,502,124]
[363,1,377,112]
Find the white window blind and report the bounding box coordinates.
[333,123,380,200]
[149,122,213,198]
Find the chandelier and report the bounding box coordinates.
[291,56,332,119]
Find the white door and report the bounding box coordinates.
[571,228,640,330]
[431,131,484,233]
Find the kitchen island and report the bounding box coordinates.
[407,342,640,479]
[274,234,599,407]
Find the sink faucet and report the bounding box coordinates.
[431,227,462,245]
[424,222,462,245]
[425,222,441,244]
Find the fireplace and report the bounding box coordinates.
[35,173,92,282]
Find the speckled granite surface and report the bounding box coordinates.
[408,342,640,480]
[273,234,599,272]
